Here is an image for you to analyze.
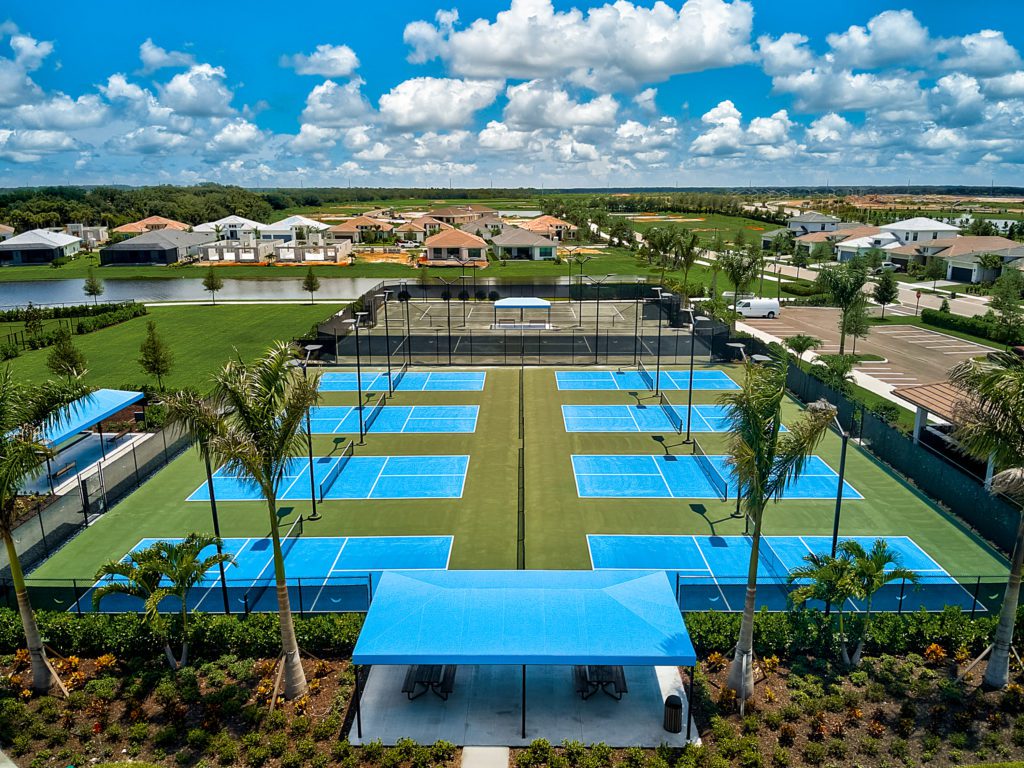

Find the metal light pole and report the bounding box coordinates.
[302,344,323,520]
[830,417,850,557]
[563,246,578,300]
[459,274,472,327]
[585,274,613,365]
[401,282,413,366]
[375,292,393,394]
[652,287,673,395]
[685,316,709,443]
[347,315,368,444]
[437,277,458,364]
[633,278,644,366]
[572,255,593,324]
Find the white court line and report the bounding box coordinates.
[311,538,350,611]
[649,456,677,498]
[692,538,732,611]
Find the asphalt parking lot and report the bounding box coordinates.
[742,307,995,386]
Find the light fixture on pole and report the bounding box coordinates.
[685,316,709,443]
[301,343,323,520]
[375,292,393,394]
[572,254,593,323]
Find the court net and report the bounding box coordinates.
[659,393,685,434]
[319,440,355,501]
[391,360,409,391]
[245,515,303,613]
[693,438,729,501]
[638,359,655,391]
[759,538,790,586]
[363,393,386,432]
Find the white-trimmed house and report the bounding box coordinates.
[879,217,960,244]
[787,211,840,234]
[890,236,1024,283]
[394,216,451,243]
[194,215,267,240]
[328,216,394,243]
[490,229,558,260]
[199,236,279,263]
[275,239,353,264]
[519,215,578,241]
[262,215,330,242]
[64,224,109,248]
[422,229,488,264]
[0,229,81,266]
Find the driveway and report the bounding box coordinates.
[742,306,996,385]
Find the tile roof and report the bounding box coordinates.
[0,224,13,234]
[491,229,558,247]
[112,215,190,233]
[329,215,394,233]
[520,215,576,232]
[424,229,489,248]
[929,236,1024,258]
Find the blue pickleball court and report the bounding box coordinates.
[309,405,478,434]
[571,454,861,500]
[80,534,453,614]
[555,369,739,391]
[588,534,982,613]
[319,370,486,392]
[562,403,748,433]
[187,455,469,501]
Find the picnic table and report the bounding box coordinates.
[401,664,457,701]
[573,665,628,701]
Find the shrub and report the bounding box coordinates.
[801,742,827,765]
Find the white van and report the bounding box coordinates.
[735,298,781,319]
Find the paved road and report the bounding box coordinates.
[743,306,996,386]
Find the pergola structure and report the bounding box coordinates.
[350,570,698,743]
[492,297,552,329]
[42,389,144,451]
[894,381,995,484]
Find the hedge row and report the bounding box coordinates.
[0,606,1011,665]
[0,609,363,662]
[0,301,136,323]
[921,307,1019,345]
[17,304,148,351]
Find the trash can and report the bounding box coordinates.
[663,694,682,733]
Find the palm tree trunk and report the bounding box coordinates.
[837,608,851,667]
[4,530,53,691]
[984,511,1024,687]
[851,596,872,668]
[838,313,847,355]
[727,507,764,700]
[267,500,307,698]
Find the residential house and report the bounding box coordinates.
[0,229,81,266]
[193,215,266,240]
[275,238,353,264]
[0,224,13,241]
[787,211,840,234]
[759,227,790,250]
[394,216,451,243]
[460,214,512,240]
[833,226,900,262]
[100,230,217,266]
[879,217,960,244]
[64,224,109,248]
[112,215,190,235]
[262,215,330,242]
[519,215,578,241]
[328,215,394,243]
[422,229,488,264]
[490,230,558,260]
[425,204,496,226]
[199,235,278,264]
[889,236,1024,283]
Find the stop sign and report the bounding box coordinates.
[916,290,922,299]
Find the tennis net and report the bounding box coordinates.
[638,359,655,391]
[759,538,790,586]
[363,393,386,432]
[660,393,685,434]
[245,515,303,613]
[391,360,409,391]
[692,438,729,501]
[319,440,354,501]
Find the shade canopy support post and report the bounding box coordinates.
[521,664,526,739]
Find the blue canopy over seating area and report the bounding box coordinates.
[351,570,697,739]
[42,389,144,448]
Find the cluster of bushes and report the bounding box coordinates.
[4,302,148,354]
[779,280,821,297]
[0,609,363,662]
[922,307,1021,345]
[0,302,136,323]
[685,606,1000,661]
[74,303,147,334]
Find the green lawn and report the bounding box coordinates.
[31,364,1006,587]
[5,304,341,391]
[626,212,777,246]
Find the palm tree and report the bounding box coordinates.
[949,351,1024,688]
[205,342,321,698]
[717,250,760,325]
[813,354,856,393]
[842,539,918,667]
[163,390,232,614]
[0,369,88,690]
[784,334,822,362]
[789,552,858,666]
[93,534,233,669]
[673,230,702,307]
[817,264,868,355]
[722,354,836,701]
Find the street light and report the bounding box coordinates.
[563,246,578,300]
[401,283,413,366]
[301,344,323,521]
[585,274,613,365]
[571,254,593,322]
[459,274,472,327]
[436,277,458,364]
[685,316,709,443]
[375,291,393,394]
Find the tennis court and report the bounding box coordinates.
[562,403,752,433]
[555,369,739,391]
[80,534,453,614]
[319,370,486,392]
[571,454,861,500]
[186,455,470,502]
[588,534,980,613]
[309,405,479,434]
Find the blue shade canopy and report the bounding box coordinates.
[353,570,697,666]
[42,389,144,447]
[493,297,551,309]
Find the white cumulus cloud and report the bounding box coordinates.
[503,80,618,129]
[159,64,235,117]
[378,77,503,130]
[139,39,195,73]
[281,44,359,77]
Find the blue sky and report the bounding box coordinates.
[3,0,1024,187]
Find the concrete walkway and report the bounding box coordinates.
[0,746,16,768]
[462,747,509,768]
